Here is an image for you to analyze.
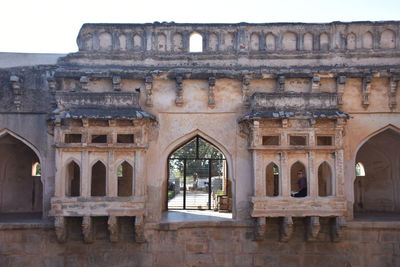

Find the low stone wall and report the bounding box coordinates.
[1,219,399,267]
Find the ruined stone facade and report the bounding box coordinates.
[1,21,400,266]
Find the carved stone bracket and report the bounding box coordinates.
[277,75,285,91]
[254,217,266,241]
[135,216,145,243]
[362,75,372,107]
[108,216,119,242]
[208,77,216,107]
[336,75,346,105]
[47,77,57,108]
[80,76,89,91]
[242,76,251,106]
[389,76,399,108]
[306,216,320,241]
[82,216,94,243]
[312,75,320,91]
[145,75,153,107]
[175,76,184,106]
[112,76,122,91]
[54,216,67,243]
[280,216,293,242]
[10,75,22,110]
[331,217,346,242]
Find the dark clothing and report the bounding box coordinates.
[293,177,307,197]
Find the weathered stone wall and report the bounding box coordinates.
[1,221,399,267]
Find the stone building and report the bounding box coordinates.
[0,21,399,266]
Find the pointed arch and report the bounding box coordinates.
[353,124,400,216]
[318,161,333,196]
[265,161,280,197]
[164,130,233,213]
[65,159,80,197]
[290,161,307,197]
[117,160,134,197]
[0,129,43,217]
[91,160,107,197]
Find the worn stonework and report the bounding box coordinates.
[0,21,400,266]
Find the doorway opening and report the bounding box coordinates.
[167,135,229,210]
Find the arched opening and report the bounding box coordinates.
[91,161,106,197]
[290,161,307,197]
[354,128,400,218]
[318,162,333,196]
[0,133,43,220]
[66,161,80,197]
[190,32,203,52]
[167,135,229,210]
[117,161,133,197]
[266,163,279,196]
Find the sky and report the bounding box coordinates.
[1,0,399,53]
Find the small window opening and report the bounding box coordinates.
[32,162,41,176]
[91,135,107,143]
[117,134,134,144]
[65,134,82,143]
[262,136,280,146]
[118,161,133,197]
[266,163,279,196]
[317,136,333,146]
[290,136,307,146]
[355,162,365,176]
[190,32,203,52]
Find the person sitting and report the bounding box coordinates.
[292,170,307,197]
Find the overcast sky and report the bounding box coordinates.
[1,0,399,53]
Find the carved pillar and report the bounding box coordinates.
[331,217,346,242]
[254,217,266,241]
[80,76,89,91]
[277,75,285,91]
[145,75,153,107]
[54,216,67,243]
[108,216,119,242]
[306,216,320,241]
[335,150,345,196]
[135,216,145,243]
[112,76,122,91]
[108,150,117,197]
[253,151,264,196]
[208,77,216,107]
[280,216,293,242]
[362,75,372,107]
[251,120,261,147]
[241,76,251,106]
[389,76,399,108]
[308,151,316,197]
[81,150,90,197]
[175,76,183,106]
[311,75,320,91]
[10,75,22,111]
[336,75,346,105]
[280,151,290,197]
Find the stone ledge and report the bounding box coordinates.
[146,220,253,231]
[347,220,400,230]
[0,221,53,230]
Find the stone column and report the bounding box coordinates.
[253,151,264,196]
[135,150,144,196]
[108,150,117,197]
[81,150,90,197]
[308,151,317,197]
[55,149,63,197]
[280,152,290,197]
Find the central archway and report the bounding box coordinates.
[167,135,229,210]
